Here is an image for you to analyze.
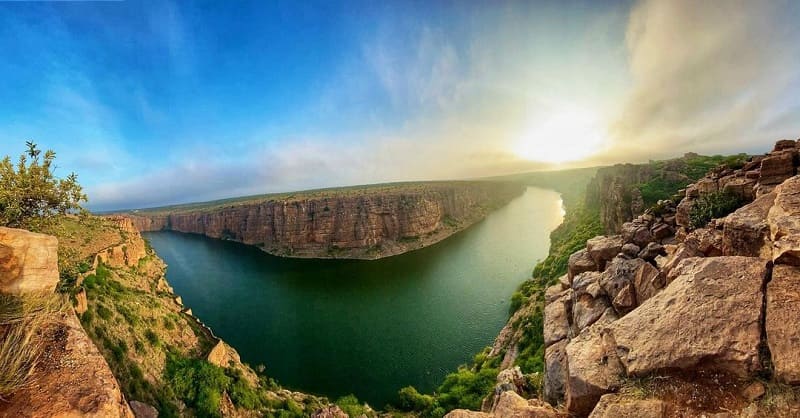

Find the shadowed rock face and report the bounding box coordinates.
[123,182,525,259]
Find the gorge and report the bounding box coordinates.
[142,187,564,407]
[122,181,525,260]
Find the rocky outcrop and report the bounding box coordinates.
[609,257,767,378]
[0,227,59,294]
[0,227,133,417]
[123,181,524,259]
[0,311,134,418]
[767,265,800,384]
[445,391,562,418]
[588,394,666,418]
[96,216,148,268]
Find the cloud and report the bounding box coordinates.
[607,0,800,160]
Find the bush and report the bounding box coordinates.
[689,191,744,229]
[397,386,435,412]
[436,366,498,411]
[508,291,526,316]
[0,142,87,230]
[336,394,367,417]
[165,353,231,418]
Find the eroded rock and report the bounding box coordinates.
[766,265,800,384]
[544,340,568,405]
[768,176,800,265]
[609,256,767,378]
[565,318,623,416]
[0,227,59,294]
[723,192,775,259]
[568,249,597,283]
[588,394,666,418]
[586,235,624,270]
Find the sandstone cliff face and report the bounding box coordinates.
[124,181,524,259]
[0,227,59,294]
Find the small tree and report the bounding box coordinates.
[0,141,87,230]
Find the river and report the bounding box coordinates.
[143,186,563,407]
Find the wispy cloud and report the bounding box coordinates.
[605,0,800,160]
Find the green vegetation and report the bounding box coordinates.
[637,153,748,207]
[335,394,370,417]
[689,190,744,229]
[0,142,87,230]
[165,353,232,417]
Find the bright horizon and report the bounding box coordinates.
[1,0,799,211]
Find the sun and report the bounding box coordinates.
[512,104,607,164]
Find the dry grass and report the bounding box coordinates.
[0,292,67,400]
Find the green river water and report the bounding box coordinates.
[143,186,563,407]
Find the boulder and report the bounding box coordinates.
[650,223,673,241]
[129,401,158,418]
[620,243,640,258]
[588,394,666,418]
[608,257,767,378]
[565,320,624,416]
[768,176,800,265]
[568,249,597,282]
[660,245,701,281]
[675,198,695,229]
[637,242,665,261]
[633,262,663,305]
[573,291,610,332]
[774,139,798,152]
[586,236,624,270]
[696,178,719,195]
[683,228,723,256]
[311,405,350,418]
[600,257,647,315]
[544,340,568,405]
[0,227,59,294]
[723,177,757,202]
[545,284,565,304]
[621,223,653,248]
[766,265,800,384]
[759,151,796,186]
[544,291,572,347]
[722,192,775,259]
[493,391,560,418]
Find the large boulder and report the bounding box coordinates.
[608,257,767,378]
[759,151,796,186]
[768,176,800,265]
[766,265,800,384]
[633,261,663,305]
[722,177,757,202]
[544,340,568,405]
[544,291,572,347]
[588,394,666,418]
[571,272,609,331]
[565,320,624,417]
[0,227,59,294]
[586,236,624,270]
[722,192,775,259]
[568,249,597,282]
[493,391,560,418]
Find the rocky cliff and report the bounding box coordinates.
[122,181,525,259]
[449,139,800,417]
[0,226,133,417]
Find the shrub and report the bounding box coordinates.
[336,394,367,417]
[436,366,498,411]
[0,141,87,230]
[396,386,435,412]
[508,291,526,316]
[165,353,231,418]
[688,191,744,229]
[144,329,159,346]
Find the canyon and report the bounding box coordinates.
[449,138,800,417]
[121,181,525,259]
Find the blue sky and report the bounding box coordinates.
[0,0,799,210]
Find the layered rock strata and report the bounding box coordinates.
[122,181,524,259]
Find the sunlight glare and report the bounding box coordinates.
[513,105,607,163]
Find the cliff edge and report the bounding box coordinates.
[121,181,525,259]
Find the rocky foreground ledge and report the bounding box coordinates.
[121,181,525,259]
[449,139,800,418]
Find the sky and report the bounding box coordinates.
[0,0,799,211]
